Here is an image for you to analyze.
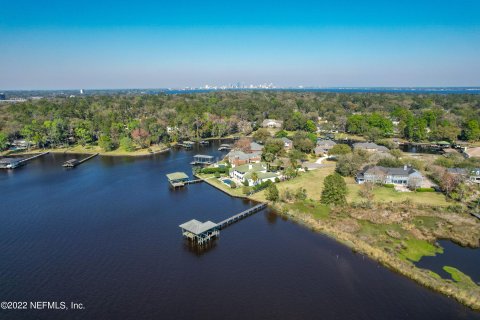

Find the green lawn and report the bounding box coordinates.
[399,239,443,262]
[443,266,477,286]
[251,165,336,202]
[289,200,330,220]
[346,177,449,206]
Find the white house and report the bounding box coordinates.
[262,119,283,129]
[229,163,279,186]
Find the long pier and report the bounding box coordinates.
[217,203,267,229]
[18,151,49,164]
[63,153,99,167]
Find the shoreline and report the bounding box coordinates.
[200,175,480,311]
[269,203,480,310]
[2,146,171,157]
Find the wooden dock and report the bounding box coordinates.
[18,151,49,164]
[217,203,267,229]
[1,152,49,169]
[179,203,267,245]
[166,172,203,188]
[62,153,99,167]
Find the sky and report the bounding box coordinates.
[1,0,479,89]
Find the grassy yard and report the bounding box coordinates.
[251,165,336,202]
[288,200,330,220]
[345,177,450,206]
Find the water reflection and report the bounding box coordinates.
[182,239,218,256]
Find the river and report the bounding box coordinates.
[1,141,478,320]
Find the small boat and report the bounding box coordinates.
[199,140,209,145]
[62,159,79,167]
[218,144,232,151]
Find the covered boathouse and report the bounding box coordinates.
[166,172,190,187]
[191,154,214,165]
[179,220,220,245]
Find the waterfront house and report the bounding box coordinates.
[353,142,389,153]
[315,139,337,155]
[226,150,262,167]
[447,167,480,184]
[229,162,279,186]
[262,119,283,129]
[356,165,424,188]
[281,137,293,150]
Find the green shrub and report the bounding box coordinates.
[230,181,237,189]
[383,184,395,188]
[201,167,228,174]
[214,172,221,178]
[416,187,435,192]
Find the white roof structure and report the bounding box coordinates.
[179,220,218,235]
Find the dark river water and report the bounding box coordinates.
[416,240,480,284]
[1,141,479,320]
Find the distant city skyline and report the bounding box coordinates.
[1,0,479,90]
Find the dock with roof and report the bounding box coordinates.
[190,154,214,165]
[179,203,267,245]
[166,171,203,188]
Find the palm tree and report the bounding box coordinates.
[251,172,259,186]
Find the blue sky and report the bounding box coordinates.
[1,0,479,89]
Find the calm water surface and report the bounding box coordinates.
[417,240,480,284]
[1,142,479,320]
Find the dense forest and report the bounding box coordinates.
[1,91,480,151]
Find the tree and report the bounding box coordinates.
[305,120,317,133]
[234,138,251,152]
[295,187,307,201]
[263,138,285,157]
[251,172,259,186]
[131,128,150,148]
[329,144,351,155]
[120,136,135,152]
[265,184,279,202]
[98,135,114,151]
[321,173,347,206]
[252,128,271,143]
[439,171,462,197]
[0,132,8,151]
[262,152,275,171]
[275,130,289,138]
[336,152,369,177]
[358,182,374,204]
[75,127,92,146]
[464,120,480,142]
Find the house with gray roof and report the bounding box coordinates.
[353,142,389,153]
[281,137,293,150]
[315,139,337,155]
[447,167,480,184]
[250,141,264,152]
[356,165,424,188]
[226,150,261,167]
